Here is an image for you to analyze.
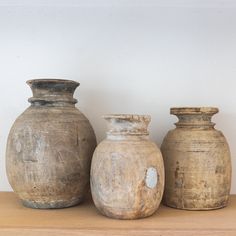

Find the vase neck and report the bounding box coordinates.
[171,107,219,129]
[104,114,151,138]
[27,79,79,107]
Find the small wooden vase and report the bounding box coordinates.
[90,114,164,219]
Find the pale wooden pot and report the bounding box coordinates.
[6,79,97,209]
[161,107,231,210]
[90,114,164,219]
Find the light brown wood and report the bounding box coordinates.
[6,79,97,209]
[0,192,235,236]
[91,114,164,219]
[161,107,231,210]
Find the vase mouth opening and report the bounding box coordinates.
[27,78,80,87]
[170,107,219,115]
[103,114,151,122]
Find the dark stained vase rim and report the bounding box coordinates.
[27,79,80,105]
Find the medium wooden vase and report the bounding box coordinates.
[6,79,97,208]
[90,114,164,219]
[161,107,231,210]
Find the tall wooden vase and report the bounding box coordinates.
[6,79,97,208]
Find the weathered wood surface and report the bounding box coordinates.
[0,192,235,236]
[6,79,97,208]
[161,107,231,210]
[91,114,164,219]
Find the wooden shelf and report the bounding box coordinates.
[0,192,235,236]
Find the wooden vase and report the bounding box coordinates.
[90,114,164,219]
[161,107,231,210]
[6,79,97,208]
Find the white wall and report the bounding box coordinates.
[0,0,236,192]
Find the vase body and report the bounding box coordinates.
[90,114,164,219]
[161,107,231,210]
[6,79,97,208]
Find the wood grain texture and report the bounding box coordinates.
[161,107,231,210]
[0,192,235,236]
[90,114,164,219]
[6,79,97,209]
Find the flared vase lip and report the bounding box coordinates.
[170,107,219,115]
[26,78,80,87]
[103,114,151,122]
[26,78,79,105]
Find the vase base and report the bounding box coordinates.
[164,202,228,211]
[22,197,83,209]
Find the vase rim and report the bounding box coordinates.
[27,78,79,106]
[170,107,219,115]
[103,114,151,122]
[26,78,80,86]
